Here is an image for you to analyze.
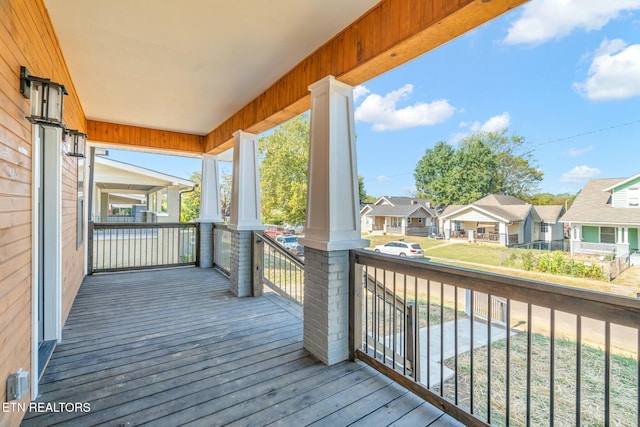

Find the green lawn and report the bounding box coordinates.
[425,242,504,266]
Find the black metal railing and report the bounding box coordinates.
[350,249,639,427]
[89,222,199,273]
[260,232,304,305]
[213,223,232,275]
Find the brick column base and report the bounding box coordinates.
[198,222,214,268]
[303,247,350,365]
[230,230,253,297]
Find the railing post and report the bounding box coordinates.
[251,232,264,297]
[195,222,201,267]
[87,221,94,275]
[406,301,419,380]
[349,251,363,361]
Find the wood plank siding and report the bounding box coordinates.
[0,1,86,423]
[86,120,204,155]
[22,268,460,426]
[203,0,527,154]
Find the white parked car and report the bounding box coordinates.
[373,241,424,258]
[276,235,299,251]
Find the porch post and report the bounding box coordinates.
[100,192,109,222]
[198,154,224,268]
[229,130,263,297]
[300,75,368,365]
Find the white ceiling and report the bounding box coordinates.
[45,0,380,136]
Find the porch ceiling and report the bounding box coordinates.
[44,0,379,135]
[44,0,527,154]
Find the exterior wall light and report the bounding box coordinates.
[65,129,87,158]
[20,65,67,127]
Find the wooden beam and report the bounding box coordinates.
[87,120,204,155]
[204,0,528,153]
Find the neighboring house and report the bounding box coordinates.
[93,157,196,223]
[360,196,438,236]
[439,194,565,246]
[561,174,640,260]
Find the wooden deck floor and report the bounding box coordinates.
[22,267,460,427]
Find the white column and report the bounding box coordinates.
[301,76,368,251]
[229,130,262,231]
[228,130,262,296]
[300,75,368,365]
[198,154,223,223]
[623,227,629,244]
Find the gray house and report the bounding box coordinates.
[360,196,437,236]
[439,194,565,246]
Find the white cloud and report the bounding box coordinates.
[353,85,370,102]
[504,0,640,45]
[376,175,389,182]
[573,39,640,100]
[560,165,601,182]
[451,113,511,144]
[567,145,594,157]
[354,84,455,131]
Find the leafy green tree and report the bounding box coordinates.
[180,171,201,222]
[219,171,232,218]
[358,175,376,204]
[259,115,309,224]
[414,130,542,206]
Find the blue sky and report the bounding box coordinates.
[107,0,640,198]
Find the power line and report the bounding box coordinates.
[527,118,640,148]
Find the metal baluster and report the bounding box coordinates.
[576,315,582,427]
[440,282,444,396]
[454,286,459,405]
[526,304,532,427]
[487,293,492,423]
[550,309,555,425]
[605,321,611,426]
[470,290,474,414]
[506,299,511,427]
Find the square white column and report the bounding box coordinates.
[198,154,223,223]
[229,130,263,231]
[300,75,368,366]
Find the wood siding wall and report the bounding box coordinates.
[87,120,204,155]
[204,0,527,153]
[0,1,86,424]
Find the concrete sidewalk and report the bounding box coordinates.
[418,319,514,386]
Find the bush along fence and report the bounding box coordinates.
[499,250,631,282]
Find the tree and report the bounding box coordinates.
[358,175,376,204]
[414,130,542,206]
[219,171,232,218]
[180,171,201,222]
[258,115,309,225]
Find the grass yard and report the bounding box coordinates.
[425,242,504,266]
[441,332,638,427]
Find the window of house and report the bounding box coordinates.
[540,222,549,233]
[600,226,616,244]
[418,218,423,224]
[629,187,639,207]
[391,217,402,227]
[453,221,461,231]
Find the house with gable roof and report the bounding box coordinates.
[439,194,565,246]
[360,196,438,236]
[561,173,640,261]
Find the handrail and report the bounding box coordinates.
[259,231,304,305]
[350,248,639,427]
[89,221,199,273]
[352,249,639,328]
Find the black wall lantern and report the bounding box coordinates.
[65,129,87,158]
[20,66,67,127]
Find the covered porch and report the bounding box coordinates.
[22,267,456,426]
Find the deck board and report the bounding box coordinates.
[22,267,456,426]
